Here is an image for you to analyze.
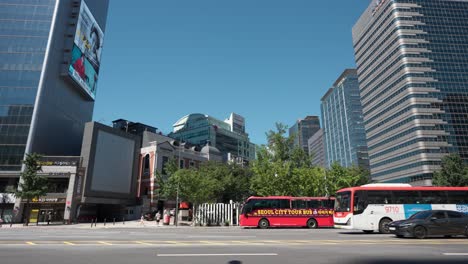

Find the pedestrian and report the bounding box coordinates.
[155,211,161,224]
[47,212,52,225]
[140,214,145,226]
[0,217,3,228]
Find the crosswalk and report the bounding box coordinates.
[0,239,467,246]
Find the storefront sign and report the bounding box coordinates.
[30,197,66,203]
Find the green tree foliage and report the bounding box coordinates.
[251,123,370,197]
[433,154,468,187]
[15,153,48,225]
[161,161,252,203]
[326,163,370,194]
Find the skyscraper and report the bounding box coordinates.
[289,116,320,154]
[353,0,468,185]
[308,129,326,167]
[0,1,109,174]
[321,69,369,169]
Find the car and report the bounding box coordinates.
[388,210,468,239]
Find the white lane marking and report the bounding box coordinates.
[443,253,468,256]
[157,253,278,257]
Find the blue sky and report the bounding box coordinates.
[94,0,371,145]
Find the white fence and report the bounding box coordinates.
[195,202,240,226]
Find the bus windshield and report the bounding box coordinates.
[334,191,351,212]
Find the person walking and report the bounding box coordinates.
[47,212,52,225]
[140,214,145,226]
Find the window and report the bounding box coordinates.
[432,211,446,220]
[447,191,468,203]
[393,191,420,204]
[367,191,392,204]
[252,199,290,210]
[447,211,464,219]
[179,159,185,169]
[419,191,448,204]
[161,156,169,175]
[292,200,307,209]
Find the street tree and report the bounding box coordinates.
[162,161,225,205]
[15,153,48,225]
[251,123,313,196]
[433,154,468,187]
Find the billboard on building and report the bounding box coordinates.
[68,0,104,100]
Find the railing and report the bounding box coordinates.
[194,202,240,226]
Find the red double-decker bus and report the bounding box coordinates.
[240,196,334,228]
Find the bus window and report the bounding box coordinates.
[292,200,307,209]
[419,191,448,204]
[335,191,351,212]
[307,200,321,209]
[447,191,468,204]
[393,191,420,204]
[367,191,392,204]
[321,199,334,208]
[353,191,367,214]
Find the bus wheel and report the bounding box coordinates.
[413,226,427,239]
[379,218,392,234]
[363,230,374,234]
[307,218,318,229]
[258,218,269,229]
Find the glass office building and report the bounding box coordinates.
[289,116,320,154]
[353,0,468,184]
[321,69,369,169]
[0,0,109,175]
[0,1,55,171]
[169,113,256,163]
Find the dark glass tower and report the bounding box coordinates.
[0,0,109,173]
[289,116,320,154]
[353,0,468,185]
[0,0,55,171]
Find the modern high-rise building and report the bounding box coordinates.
[169,113,256,164]
[0,0,109,183]
[289,116,320,153]
[321,69,369,169]
[308,129,326,167]
[353,0,468,185]
[0,0,109,170]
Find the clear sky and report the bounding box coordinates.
[94,0,371,145]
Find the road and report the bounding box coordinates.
[0,226,467,264]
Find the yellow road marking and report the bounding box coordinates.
[98,241,113,245]
[63,241,75,245]
[26,242,36,245]
[135,241,153,246]
[165,241,191,245]
[199,240,229,245]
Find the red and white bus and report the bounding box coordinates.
[240,196,334,228]
[333,184,468,234]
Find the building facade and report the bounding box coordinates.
[0,0,109,173]
[308,129,326,167]
[289,116,320,153]
[353,0,468,185]
[169,113,256,164]
[138,131,222,213]
[321,69,369,169]
[1,0,110,221]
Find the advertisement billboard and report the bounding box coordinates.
[68,0,104,100]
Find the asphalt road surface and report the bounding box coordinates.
[1,226,467,264]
